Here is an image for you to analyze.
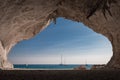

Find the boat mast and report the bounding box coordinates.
[61,54,63,65]
[85,59,88,66]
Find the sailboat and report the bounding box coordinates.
[26,64,28,68]
[60,54,63,65]
[85,59,88,66]
[60,54,67,66]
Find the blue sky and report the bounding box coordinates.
[8,17,112,64]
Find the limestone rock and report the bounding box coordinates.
[0,0,119,69]
[91,65,105,70]
[74,65,87,70]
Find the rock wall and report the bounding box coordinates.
[0,0,119,69]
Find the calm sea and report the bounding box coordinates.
[14,64,92,70]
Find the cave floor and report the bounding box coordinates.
[0,70,120,80]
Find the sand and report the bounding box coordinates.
[0,70,120,80]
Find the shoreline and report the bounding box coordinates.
[2,68,75,70]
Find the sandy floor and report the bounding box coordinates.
[0,70,120,80]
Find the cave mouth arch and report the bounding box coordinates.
[8,17,113,69]
[0,0,119,70]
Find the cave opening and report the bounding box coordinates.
[8,17,112,69]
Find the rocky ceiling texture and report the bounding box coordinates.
[0,0,119,69]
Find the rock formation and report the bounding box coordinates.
[0,0,119,69]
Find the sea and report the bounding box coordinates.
[14,64,93,70]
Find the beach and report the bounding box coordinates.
[0,70,120,80]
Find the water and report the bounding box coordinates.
[14,64,92,70]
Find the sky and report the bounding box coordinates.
[8,17,112,64]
